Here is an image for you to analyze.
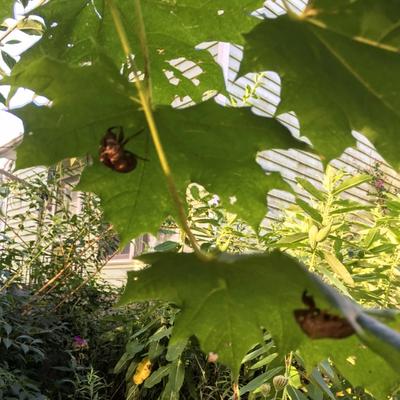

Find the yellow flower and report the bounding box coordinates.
[133,358,152,385]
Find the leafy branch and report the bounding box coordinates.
[107,0,208,260]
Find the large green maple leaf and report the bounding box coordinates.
[13,0,264,104]
[118,251,400,397]
[9,56,306,242]
[241,0,400,165]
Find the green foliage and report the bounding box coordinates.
[266,166,400,309]
[2,0,400,397]
[242,0,400,167]
[10,0,264,104]
[118,251,400,397]
[8,56,304,243]
[0,162,130,398]
[114,303,287,400]
[187,184,264,253]
[0,279,137,399]
[0,162,117,290]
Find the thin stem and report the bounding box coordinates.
[282,351,293,400]
[0,18,26,43]
[37,225,114,297]
[54,248,119,310]
[0,241,51,291]
[232,381,240,400]
[107,0,210,261]
[133,0,152,103]
[0,0,47,43]
[0,168,37,190]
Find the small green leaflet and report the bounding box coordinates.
[143,365,171,389]
[118,251,400,387]
[9,56,306,243]
[296,177,326,202]
[332,174,372,195]
[322,251,354,287]
[295,198,322,223]
[242,0,400,167]
[160,359,185,400]
[1,50,17,70]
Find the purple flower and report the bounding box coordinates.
[73,335,88,348]
[374,179,385,190]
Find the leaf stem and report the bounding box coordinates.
[281,351,293,400]
[107,0,210,261]
[0,0,47,43]
[233,381,240,400]
[133,0,152,103]
[0,18,26,44]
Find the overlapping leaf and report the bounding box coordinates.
[241,0,400,166]
[14,0,264,104]
[118,251,400,396]
[308,0,400,45]
[302,336,400,399]
[9,56,305,242]
[0,0,13,23]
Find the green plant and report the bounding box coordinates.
[113,302,287,400]
[187,184,263,254]
[2,0,400,398]
[0,163,134,398]
[265,165,400,309]
[0,161,118,295]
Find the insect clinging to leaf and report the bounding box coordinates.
[99,126,148,173]
[294,291,355,339]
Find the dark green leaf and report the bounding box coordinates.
[296,177,326,201]
[311,369,335,400]
[249,352,277,369]
[286,386,308,400]
[270,232,308,247]
[238,367,282,396]
[369,243,397,254]
[242,2,400,167]
[118,251,400,384]
[296,199,322,223]
[332,174,372,195]
[1,50,16,70]
[144,365,171,389]
[9,57,307,243]
[161,358,185,400]
[330,205,373,215]
[15,0,265,104]
[153,241,181,253]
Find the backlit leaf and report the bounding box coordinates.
[15,0,265,104]
[323,251,354,286]
[9,56,306,243]
[118,251,400,389]
[242,0,400,167]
